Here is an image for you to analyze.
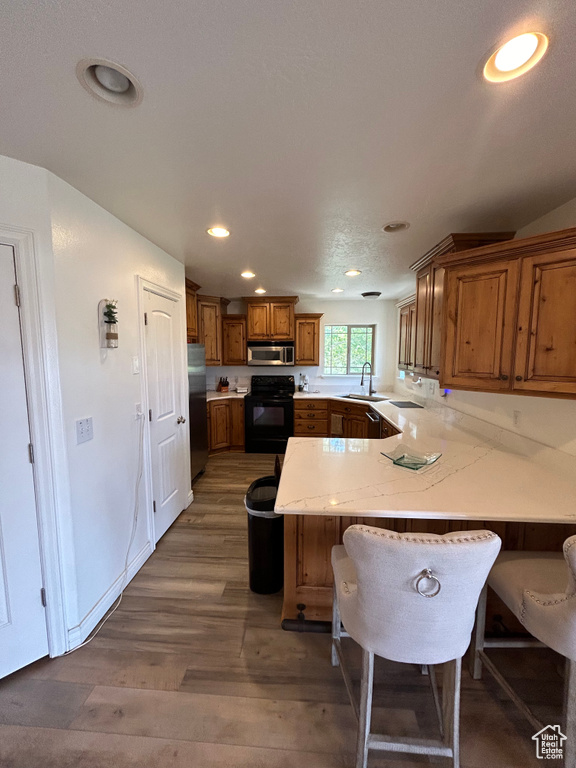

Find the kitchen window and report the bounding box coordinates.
[323,325,375,375]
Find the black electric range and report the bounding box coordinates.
[244,375,295,454]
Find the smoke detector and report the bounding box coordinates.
[361,291,381,299]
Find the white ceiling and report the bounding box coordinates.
[1,0,576,300]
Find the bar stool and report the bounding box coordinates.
[472,536,576,766]
[332,525,501,768]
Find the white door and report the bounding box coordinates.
[0,243,48,678]
[143,288,188,542]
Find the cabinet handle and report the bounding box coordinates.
[307,404,314,409]
[307,424,315,430]
[345,407,351,412]
[515,375,523,382]
[499,374,509,381]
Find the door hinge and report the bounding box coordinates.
[153,500,156,514]
[149,409,152,422]
[14,284,21,307]
[28,443,34,464]
[144,312,148,325]
[40,587,47,607]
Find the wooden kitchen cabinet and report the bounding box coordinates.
[294,399,329,436]
[229,398,245,450]
[439,227,576,398]
[244,296,298,340]
[398,298,415,370]
[295,313,323,365]
[208,400,230,451]
[409,232,515,380]
[222,314,247,365]
[185,279,200,342]
[197,295,230,366]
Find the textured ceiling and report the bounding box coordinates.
[1,0,575,300]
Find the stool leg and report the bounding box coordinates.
[470,585,487,680]
[331,583,340,667]
[564,658,576,767]
[442,657,461,768]
[356,649,374,768]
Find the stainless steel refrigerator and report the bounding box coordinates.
[188,343,209,483]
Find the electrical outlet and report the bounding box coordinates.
[76,417,93,444]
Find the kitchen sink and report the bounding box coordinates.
[338,394,389,402]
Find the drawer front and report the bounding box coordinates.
[294,419,329,436]
[295,399,328,412]
[331,402,370,417]
[293,409,327,421]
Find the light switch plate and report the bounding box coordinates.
[76,417,93,444]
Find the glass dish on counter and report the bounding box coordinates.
[381,443,441,471]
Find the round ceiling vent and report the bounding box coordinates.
[382,221,410,233]
[76,59,143,107]
[361,291,382,299]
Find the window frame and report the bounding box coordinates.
[323,323,376,376]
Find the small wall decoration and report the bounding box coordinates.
[99,299,119,348]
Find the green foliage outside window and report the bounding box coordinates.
[323,325,375,375]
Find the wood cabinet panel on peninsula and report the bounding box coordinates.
[439,227,576,397]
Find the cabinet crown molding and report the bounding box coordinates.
[295,312,323,318]
[396,294,416,309]
[410,232,516,272]
[185,278,201,291]
[243,295,299,304]
[197,294,231,305]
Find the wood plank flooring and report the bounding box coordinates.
[0,453,566,767]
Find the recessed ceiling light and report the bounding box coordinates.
[382,221,410,233]
[331,288,344,293]
[206,227,230,238]
[345,269,362,277]
[483,32,548,83]
[76,59,143,107]
[241,271,256,279]
[254,288,267,294]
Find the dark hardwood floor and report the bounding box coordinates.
[0,453,563,767]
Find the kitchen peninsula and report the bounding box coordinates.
[275,395,576,625]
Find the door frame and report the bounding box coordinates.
[137,276,191,545]
[0,225,71,658]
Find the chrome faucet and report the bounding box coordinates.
[360,362,376,395]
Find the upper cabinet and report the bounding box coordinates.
[222,314,247,366]
[244,296,298,340]
[295,313,323,366]
[197,295,230,366]
[185,279,201,342]
[397,297,415,370]
[409,233,515,379]
[439,228,576,398]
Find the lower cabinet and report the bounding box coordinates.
[294,399,329,436]
[207,398,245,453]
[329,402,400,439]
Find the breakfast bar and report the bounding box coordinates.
[275,396,576,625]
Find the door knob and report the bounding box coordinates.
[177,416,186,424]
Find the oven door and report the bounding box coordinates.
[244,397,294,453]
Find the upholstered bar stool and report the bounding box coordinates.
[332,525,501,768]
[472,536,576,766]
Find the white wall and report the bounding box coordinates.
[48,173,186,636]
[210,298,397,393]
[395,196,576,456]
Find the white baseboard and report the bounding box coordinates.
[187,489,194,506]
[66,541,153,650]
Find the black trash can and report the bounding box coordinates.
[245,475,284,594]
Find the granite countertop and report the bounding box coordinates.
[206,391,249,401]
[275,392,576,525]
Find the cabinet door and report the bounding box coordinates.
[222,316,247,365]
[344,414,369,438]
[209,401,230,450]
[428,264,445,378]
[513,250,576,395]
[185,281,198,342]
[229,399,245,449]
[295,316,320,365]
[198,300,222,365]
[413,268,431,374]
[270,302,294,339]
[247,304,269,339]
[442,260,519,391]
[398,305,410,369]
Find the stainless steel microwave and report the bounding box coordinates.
[247,343,295,366]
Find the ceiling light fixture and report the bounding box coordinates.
[241,271,256,278]
[76,58,143,107]
[361,291,382,299]
[206,227,230,238]
[382,221,410,233]
[254,288,267,294]
[483,32,548,83]
[345,269,362,277]
[331,288,344,293]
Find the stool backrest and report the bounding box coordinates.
[343,525,501,665]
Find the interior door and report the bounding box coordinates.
[0,243,48,678]
[144,288,188,542]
